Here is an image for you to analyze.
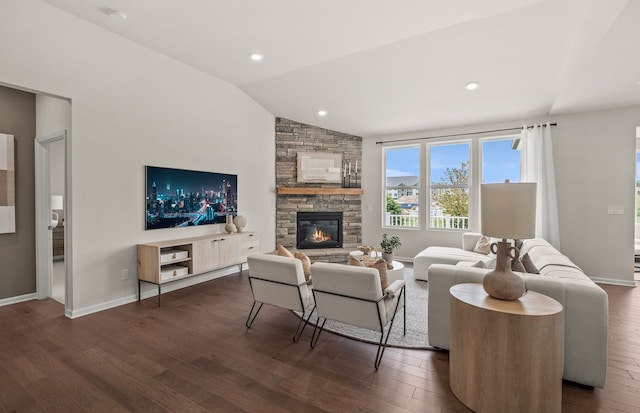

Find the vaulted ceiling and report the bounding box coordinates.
[42,0,640,137]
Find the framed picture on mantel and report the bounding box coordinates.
[297,152,342,183]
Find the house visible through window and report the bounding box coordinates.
[384,146,419,228]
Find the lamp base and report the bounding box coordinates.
[482,240,525,301]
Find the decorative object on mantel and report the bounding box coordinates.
[481,180,537,301]
[234,215,247,232]
[225,214,237,233]
[380,233,402,263]
[297,152,342,183]
[0,133,16,234]
[342,159,361,188]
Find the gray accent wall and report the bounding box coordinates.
[0,85,36,299]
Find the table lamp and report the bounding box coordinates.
[51,195,63,228]
[481,180,536,300]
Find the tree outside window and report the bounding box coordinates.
[429,143,470,229]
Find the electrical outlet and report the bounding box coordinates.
[121,269,129,280]
[607,206,624,215]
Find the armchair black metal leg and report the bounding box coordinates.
[293,305,315,342]
[245,301,264,329]
[403,287,407,335]
[310,318,327,348]
[375,286,406,370]
[374,332,387,370]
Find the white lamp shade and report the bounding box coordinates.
[481,182,536,240]
[51,195,64,210]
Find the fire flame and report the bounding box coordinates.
[312,229,332,242]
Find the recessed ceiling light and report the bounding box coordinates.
[249,52,264,62]
[317,109,328,117]
[465,81,479,91]
[106,9,127,22]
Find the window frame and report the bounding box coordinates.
[382,144,421,229]
[427,140,471,231]
[380,133,524,233]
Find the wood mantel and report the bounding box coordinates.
[277,187,363,195]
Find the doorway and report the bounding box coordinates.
[635,127,640,276]
[35,130,68,311]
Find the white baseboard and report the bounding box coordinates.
[68,294,136,318]
[68,264,246,318]
[0,292,37,307]
[590,276,636,287]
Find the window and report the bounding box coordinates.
[429,142,470,229]
[481,137,521,183]
[384,146,419,228]
[381,135,524,231]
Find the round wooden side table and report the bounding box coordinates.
[449,283,563,413]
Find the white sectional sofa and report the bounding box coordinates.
[414,232,495,281]
[420,233,609,388]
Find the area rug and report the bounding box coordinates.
[299,265,435,350]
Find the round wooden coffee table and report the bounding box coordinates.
[449,283,563,413]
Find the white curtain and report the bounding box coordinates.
[520,123,560,248]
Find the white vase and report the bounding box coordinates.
[234,215,247,232]
[225,215,237,233]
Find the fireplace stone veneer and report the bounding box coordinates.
[275,117,362,251]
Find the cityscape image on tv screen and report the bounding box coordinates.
[145,166,237,230]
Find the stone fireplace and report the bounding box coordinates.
[296,212,343,249]
[275,118,362,261]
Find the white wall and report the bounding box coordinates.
[0,0,276,314]
[363,106,640,285]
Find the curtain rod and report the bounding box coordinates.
[375,122,557,145]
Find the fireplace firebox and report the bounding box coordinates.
[296,212,343,249]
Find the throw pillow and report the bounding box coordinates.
[348,256,389,290]
[473,236,491,254]
[294,252,312,281]
[348,255,365,267]
[511,258,526,272]
[276,244,294,258]
[514,239,524,251]
[521,253,540,274]
[484,258,497,269]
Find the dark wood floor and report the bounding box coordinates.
[1,272,639,412]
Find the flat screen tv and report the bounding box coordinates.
[145,166,237,230]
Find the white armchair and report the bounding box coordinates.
[309,262,406,369]
[246,253,315,342]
